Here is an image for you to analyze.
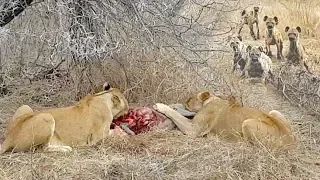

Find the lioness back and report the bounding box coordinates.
[198,99,278,140]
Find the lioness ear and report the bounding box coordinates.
[246,45,252,52]
[285,26,290,32]
[241,10,246,16]
[228,96,240,107]
[263,16,268,21]
[274,16,279,25]
[111,95,121,107]
[199,92,211,101]
[296,26,301,33]
[103,82,111,91]
[237,35,243,41]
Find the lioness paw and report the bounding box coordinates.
[153,103,171,113]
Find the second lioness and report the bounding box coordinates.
[154,92,295,148]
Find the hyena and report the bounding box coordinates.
[241,45,274,84]
[263,16,284,60]
[229,35,247,75]
[238,7,260,40]
[284,26,310,72]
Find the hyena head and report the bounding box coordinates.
[263,16,279,31]
[246,45,266,77]
[229,35,245,53]
[285,26,301,43]
[241,9,253,22]
[246,45,265,62]
[242,7,259,18]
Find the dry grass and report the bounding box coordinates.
[1,131,320,179]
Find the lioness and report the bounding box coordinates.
[153,92,295,148]
[0,83,129,154]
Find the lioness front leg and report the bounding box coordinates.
[153,103,200,137]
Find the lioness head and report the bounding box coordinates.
[285,26,301,42]
[184,92,212,112]
[95,82,129,119]
[263,16,279,30]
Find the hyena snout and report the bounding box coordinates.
[288,33,297,42]
[267,25,274,29]
[230,42,239,51]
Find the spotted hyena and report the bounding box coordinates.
[284,26,310,72]
[238,7,260,40]
[241,45,274,84]
[263,16,284,60]
[229,35,247,75]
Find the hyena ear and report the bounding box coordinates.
[241,10,246,16]
[296,26,301,33]
[274,16,279,25]
[103,82,111,91]
[263,16,268,21]
[258,46,264,52]
[237,35,243,41]
[246,45,252,52]
[254,7,259,12]
[199,92,211,101]
[285,26,290,32]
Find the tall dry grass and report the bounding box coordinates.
[258,0,320,38]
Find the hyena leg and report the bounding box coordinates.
[249,24,257,40]
[276,43,281,60]
[279,41,284,59]
[256,22,260,39]
[238,22,245,35]
[266,44,272,57]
